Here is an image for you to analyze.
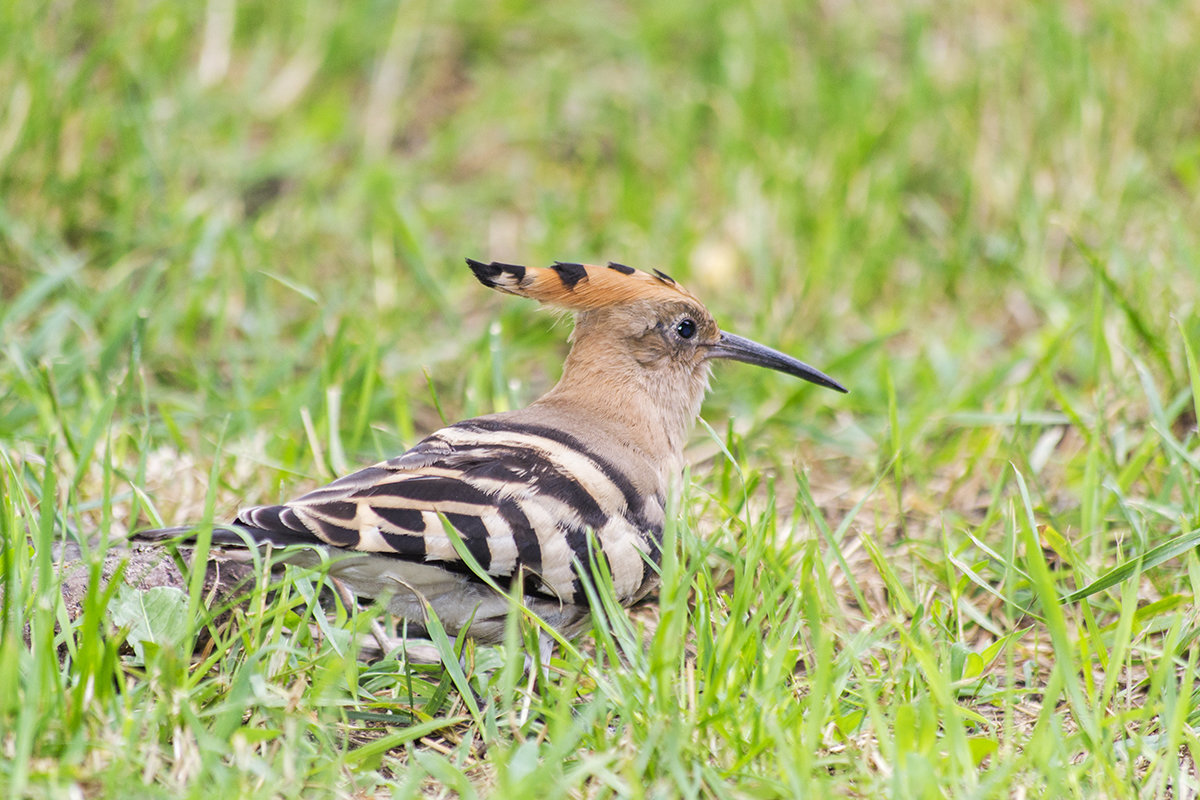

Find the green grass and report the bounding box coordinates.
[3,0,1200,796]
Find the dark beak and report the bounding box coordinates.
[707,332,848,393]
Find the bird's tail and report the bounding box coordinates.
[132,523,319,550]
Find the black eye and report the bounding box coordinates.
[675,318,697,339]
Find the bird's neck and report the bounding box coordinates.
[534,347,708,475]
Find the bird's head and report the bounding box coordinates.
[466,258,846,453]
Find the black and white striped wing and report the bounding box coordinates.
[234,418,665,605]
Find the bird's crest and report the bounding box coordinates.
[467,259,698,310]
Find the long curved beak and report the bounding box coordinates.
[706,332,848,393]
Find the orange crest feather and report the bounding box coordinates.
[467,259,697,310]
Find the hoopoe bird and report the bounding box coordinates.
[142,259,846,643]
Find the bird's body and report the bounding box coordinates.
[141,259,846,642]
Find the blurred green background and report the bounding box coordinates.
[3,0,1200,796]
[3,1,1197,489]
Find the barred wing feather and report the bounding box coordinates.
[233,419,665,605]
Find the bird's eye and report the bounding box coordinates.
[675,318,697,339]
